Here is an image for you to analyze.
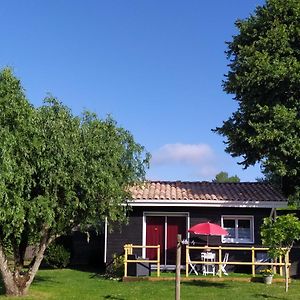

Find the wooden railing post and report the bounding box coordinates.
[186,246,189,277]
[157,245,160,277]
[124,244,128,277]
[218,246,222,277]
[175,234,182,300]
[251,247,255,277]
[273,258,277,275]
[279,255,283,276]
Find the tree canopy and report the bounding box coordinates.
[212,171,240,183]
[261,214,300,259]
[0,68,149,296]
[213,0,300,203]
[261,213,300,291]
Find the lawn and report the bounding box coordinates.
[0,269,299,300]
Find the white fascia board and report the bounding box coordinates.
[126,199,288,209]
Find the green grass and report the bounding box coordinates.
[0,269,299,300]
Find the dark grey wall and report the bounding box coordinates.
[107,209,143,264]
[106,206,271,265]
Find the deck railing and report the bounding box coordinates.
[124,244,160,277]
[186,245,290,279]
[123,244,291,282]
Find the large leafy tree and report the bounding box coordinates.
[214,0,300,203]
[0,68,149,296]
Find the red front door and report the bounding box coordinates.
[146,216,165,263]
[166,216,186,265]
[146,216,186,265]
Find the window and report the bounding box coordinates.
[221,215,254,244]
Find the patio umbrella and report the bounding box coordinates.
[188,222,228,246]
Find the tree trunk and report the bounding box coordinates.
[22,235,54,295]
[0,234,54,296]
[0,243,27,296]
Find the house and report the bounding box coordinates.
[104,181,288,270]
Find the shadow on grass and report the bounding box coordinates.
[253,294,286,300]
[182,280,228,288]
[69,265,105,273]
[68,265,105,279]
[103,296,125,300]
[32,274,60,286]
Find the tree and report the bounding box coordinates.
[213,0,300,204]
[260,214,300,291]
[0,68,149,296]
[261,214,300,258]
[212,171,240,183]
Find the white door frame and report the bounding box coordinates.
[142,211,190,267]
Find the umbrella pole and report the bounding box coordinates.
[207,235,208,247]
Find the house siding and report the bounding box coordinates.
[106,206,271,266]
[107,209,144,264]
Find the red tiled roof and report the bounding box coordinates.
[129,181,286,202]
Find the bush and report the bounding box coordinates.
[44,243,70,268]
[105,254,124,278]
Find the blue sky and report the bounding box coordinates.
[1,0,265,182]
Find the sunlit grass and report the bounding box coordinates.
[0,269,298,300]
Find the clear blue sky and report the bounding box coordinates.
[1,0,265,182]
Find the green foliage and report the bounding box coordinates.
[213,0,300,204]
[44,243,70,268]
[0,68,149,274]
[260,214,300,258]
[213,171,240,183]
[105,254,124,278]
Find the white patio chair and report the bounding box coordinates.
[219,252,229,276]
[201,252,216,276]
[188,254,199,275]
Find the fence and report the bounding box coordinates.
[123,244,291,283]
[124,244,160,277]
[186,245,290,279]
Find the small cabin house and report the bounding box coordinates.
[105,181,288,270]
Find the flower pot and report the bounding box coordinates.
[263,275,273,284]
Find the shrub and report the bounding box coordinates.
[105,254,124,279]
[44,243,70,268]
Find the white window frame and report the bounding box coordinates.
[221,215,254,244]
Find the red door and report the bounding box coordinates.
[146,216,186,265]
[146,216,165,263]
[166,217,186,265]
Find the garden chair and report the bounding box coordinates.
[219,252,229,276]
[201,251,216,276]
[188,254,199,275]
